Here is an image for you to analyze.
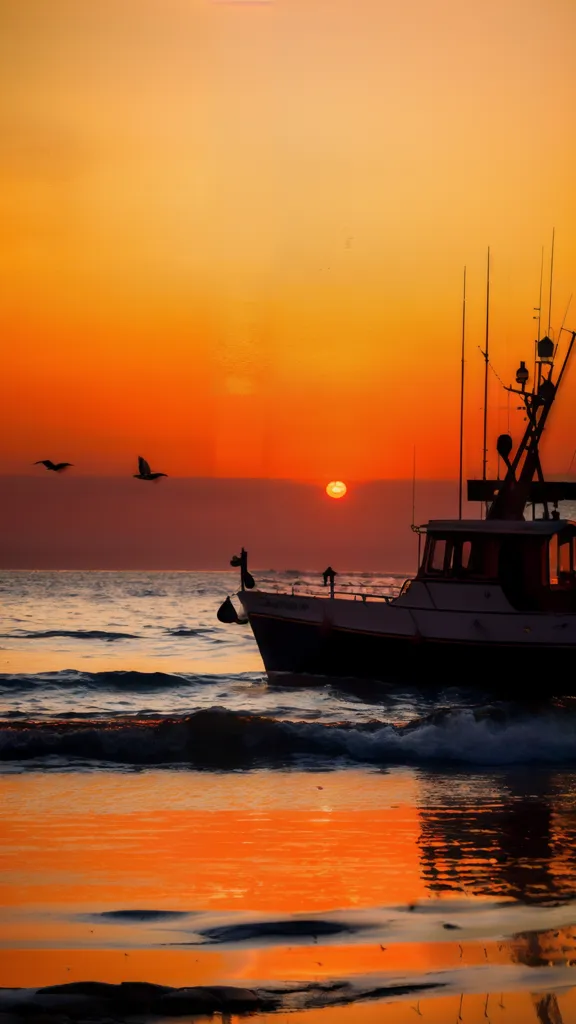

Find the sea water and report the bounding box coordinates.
[1,569,576,1022]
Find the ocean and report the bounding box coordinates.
[1,569,576,1022]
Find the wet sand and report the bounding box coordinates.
[2,768,576,1020]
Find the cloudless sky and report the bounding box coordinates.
[2,0,576,484]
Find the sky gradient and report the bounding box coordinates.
[3,0,576,479]
[2,0,576,564]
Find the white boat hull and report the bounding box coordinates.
[239,582,576,684]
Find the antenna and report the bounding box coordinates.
[533,244,544,384]
[547,227,555,337]
[411,445,422,569]
[556,294,573,357]
[458,266,466,519]
[412,444,416,526]
[409,442,414,536]
[481,246,490,516]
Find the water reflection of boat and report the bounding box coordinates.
[533,994,564,1024]
[417,772,575,1022]
[220,329,576,686]
[416,770,576,904]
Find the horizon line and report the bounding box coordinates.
[0,566,412,574]
[1,473,474,483]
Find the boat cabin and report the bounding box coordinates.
[418,519,576,612]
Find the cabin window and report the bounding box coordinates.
[547,533,576,589]
[430,538,447,573]
[549,535,558,585]
[549,535,576,589]
[559,539,572,575]
[461,540,472,570]
[447,539,472,577]
[424,536,499,579]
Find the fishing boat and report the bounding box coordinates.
[218,329,576,683]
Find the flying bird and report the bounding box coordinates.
[34,460,73,472]
[133,456,167,481]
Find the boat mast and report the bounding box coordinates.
[487,328,576,520]
[458,266,466,519]
[547,227,555,338]
[481,247,490,516]
[533,245,544,383]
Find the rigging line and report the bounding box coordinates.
[555,295,573,358]
[488,362,506,388]
[476,346,506,388]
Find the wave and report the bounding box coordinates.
[2,704,576,767]
[0,670,258,693]
[1,626,225,642]
[125,588,167,598]
[0,629,139,641]
[164,627,220,638]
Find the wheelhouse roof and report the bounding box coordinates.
[426,519,575,536]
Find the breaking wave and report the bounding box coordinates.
[0,670,258,693]
[2,704,576,767]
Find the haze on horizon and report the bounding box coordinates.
[2,0,576,569]
[1,476,479,571]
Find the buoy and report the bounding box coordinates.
[217,597,240,624]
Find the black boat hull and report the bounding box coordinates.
[247,611,574,688]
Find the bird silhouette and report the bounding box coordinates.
[133,456,167,481]
[34,460,73,472]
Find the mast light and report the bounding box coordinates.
[515,361,529,388]
[537,336,554,363]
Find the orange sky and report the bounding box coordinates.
[2,0,576,481]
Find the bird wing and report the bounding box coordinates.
[38,460,55,469]
[138,456,151,476]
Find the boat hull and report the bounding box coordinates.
[239,589,576,689]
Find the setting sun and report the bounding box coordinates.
[326,481,347,499]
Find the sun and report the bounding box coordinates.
[326,480,347,499]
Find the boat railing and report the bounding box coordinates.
[258,579,406,604]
